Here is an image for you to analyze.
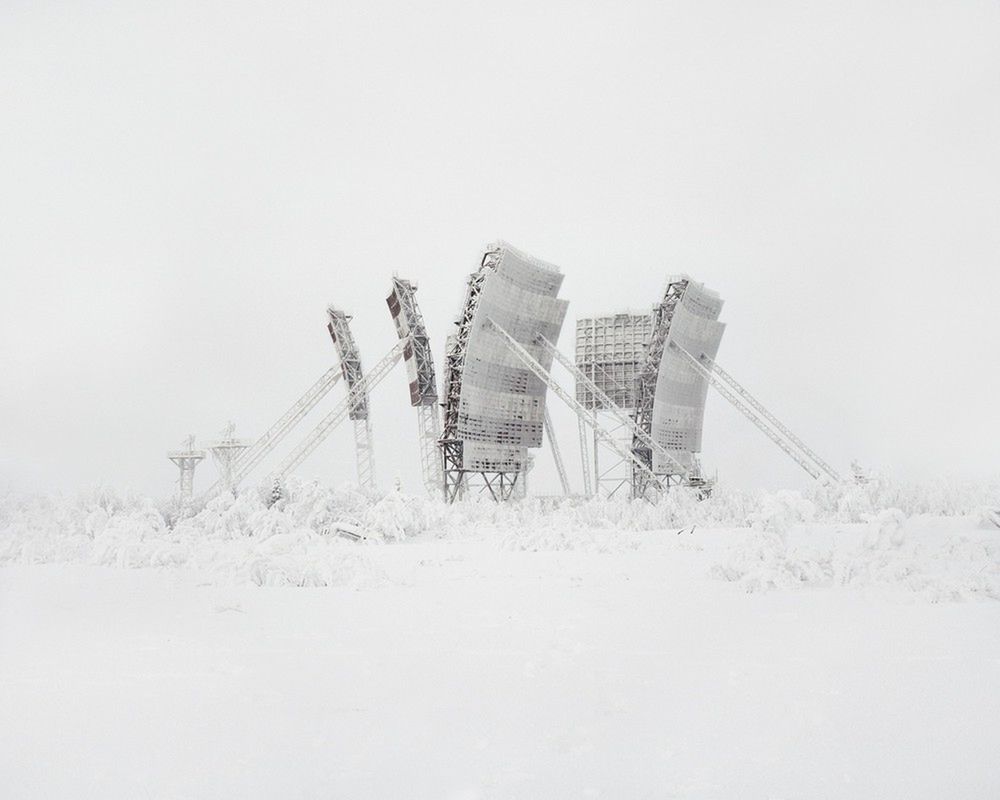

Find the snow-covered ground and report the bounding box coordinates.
[2,481,999,798]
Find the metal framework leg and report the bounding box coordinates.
[270,339,406,482]
[670,342,829,482]
[593,410,600,496]
[578,416,594,497]
[593,412,631,497]
[417,404,444,499]
[486,317,664,499]
[700,353,841,483]
[481,471,519,502]
[441,439,467,503]
[544,409,571,496]
[352,417,376,491]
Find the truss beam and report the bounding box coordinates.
[698,354,841,483]
[544,408,571,496]
[199,368,343,501]
[352,417,376,490]
[670,342,825,482]
[271,339,407,481]
[590,410,633,498]
[578,415,594,497]
[416,404,444,499]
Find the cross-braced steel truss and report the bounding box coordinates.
[272,338,406,482]
[167,435,205,500]
[541,334,689,499]
[544,408,571,496]
[631,278,689,498]
[327,307,377,491]
[670,342,840,485]
[387,277,444,498]
[207,422,251,494]
[199,368,343,501]
[439,246,507,502]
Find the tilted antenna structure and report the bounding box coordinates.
[271,338,407,481]
[565,278,725,501]
[670,342,841,484]
[208,422,252,493]
[198,367,343,501]
[386,277,444,499]
[637,279,727,498]
[440,243,569,504]
[326,308,377,491]
[440,250,495,503]
[486,318,665,496]
[167,434,205,500]
[631,278,689,499]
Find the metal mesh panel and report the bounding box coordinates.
[651,282,726,474]
[574,313,654,409]
[462,441,528,473]
[443,242,569,476]
[456,248,568,455]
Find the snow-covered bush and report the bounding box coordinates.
[710,528,835,592]
[711,509,1000,601]
[746,490,816,534]
[0,480,388,586]
[806,473,1000,522]
[2,475,997,594]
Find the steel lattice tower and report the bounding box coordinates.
[208,422,251,494]
[167,435,205,500]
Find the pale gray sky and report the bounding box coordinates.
[2,0,998,497]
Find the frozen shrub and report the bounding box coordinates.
[2,476,998,592]
[746,490,815,534]
[710,528,835,593]
[862,508,908,550]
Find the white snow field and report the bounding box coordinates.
[2,480,1000,799]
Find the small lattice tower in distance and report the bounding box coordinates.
[167,434,206,500]
[208,421,252,493]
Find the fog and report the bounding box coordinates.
[2,0,998,497]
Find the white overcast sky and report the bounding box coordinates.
[1,0,998,497]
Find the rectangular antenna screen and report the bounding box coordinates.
[453,244,569,472]
[651,282,726,474]
[574,313,654,410]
